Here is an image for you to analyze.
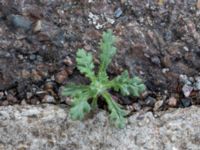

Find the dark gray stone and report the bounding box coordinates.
[8,15,32,31]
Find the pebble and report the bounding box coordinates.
[44,82,54,91]
[183,46,189,52]
[42,95,56,103]
[162,68,169,74]
[29,54,36,61]
[180,98,192,107]
[151,56,161,66]
[197,0,200,9]
[179,74,192,85]
[31,69,42,81]
[132,103,142,111]
[0,92,4,100]
[114,8,123,18]
[145,96,156,107]
[163,30,173,41]
[55,70,68,84]
[105,16,115,24]
[63,56,73,66]
[8,15,32,31]
[26,92,33,99]
[162,55,172,67]
[182,84,193,97]
[29,98,38,105]
[64,97,72,105]
[141,91,149,99]
[195,82,200,90]
[21,99,27,105]
[194,76,200,90]
[33,20,42,32]
[153,100,164,111]
[168,97,177,107]
[2,100,9,106]
[6,94,18,103]
[34,20,64,46]
[53,31,65,47]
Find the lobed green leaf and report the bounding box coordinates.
[62,84,90,97]
[111,70,146,97]
[76,49,95,81]
[103,92,127,128]
[70,97,91,120]
[98,30,116,79]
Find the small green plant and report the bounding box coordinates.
[62,30,146,128]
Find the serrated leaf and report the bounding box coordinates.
[98,30,116,78]
[70,97,91,120]
[62,84,90,97]
[111,70,146,97]
[103,92,127,128]
[76,49,95,80]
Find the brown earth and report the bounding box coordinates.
[0,0,199,112]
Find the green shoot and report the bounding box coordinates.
[62,30,146,128]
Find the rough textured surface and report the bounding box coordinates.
[0,104,199,150]
[0,0,200,109]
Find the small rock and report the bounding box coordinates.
[29,98,38,105]
[8,15,32,31]
[95,23,103,30]
[183,46,189,52]
[194,76,200,90]
[88,12,103,29]
[180,98,192,107]
[188,77,194,83]
[132,103,142,111]
[162,68,169,73]
[163,30,173,41]
[26,92,33,99]
[151,56,161,66]
[162,55,172,67]
[145,96,156,107]
[31,69,42,81]
[6,94,18,103]
[21,100,27,105]
[53,31,65,47]
[197,0,200,9]
[63,57,73,66]
[29,54,36,61]
[55,70,68,84]
[33,20,42,32]
[182,84,193,97]
[42,95,56,103]
[153,100,163,111]
[34,20,64,46]
[64,97,72,105]
[141,91,149,99]
[105,17,115,24]
[179,74,191,85]
[2,100,9,106]
[18,54,24,60]
[114,8,123,18]
[168,97,177,107]
[21,69,30,78]
[44,82,54,91]
[195,82,200,90]
[0,92,5,100]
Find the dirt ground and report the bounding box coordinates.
[0,0,199,112]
